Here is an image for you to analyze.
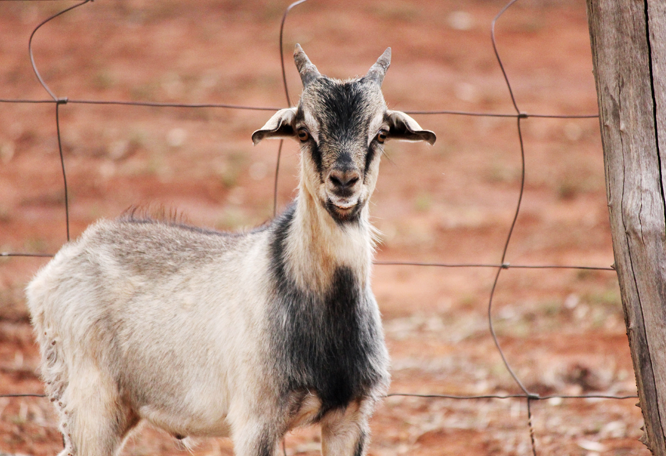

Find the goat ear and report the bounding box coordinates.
[252,108,298,145]
[386,110,436,145]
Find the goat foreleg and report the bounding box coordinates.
[320,399,373,456]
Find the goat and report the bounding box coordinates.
[26,45,436,456]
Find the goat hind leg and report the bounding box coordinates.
[58,367,134,456]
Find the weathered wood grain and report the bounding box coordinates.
[586,0,666,453]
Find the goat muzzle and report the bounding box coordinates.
[327,168,361,198]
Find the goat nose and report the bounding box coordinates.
[328,169,360,190]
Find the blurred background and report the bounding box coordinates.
[0,0,647,455]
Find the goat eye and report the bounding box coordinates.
[297,129,310,142]
[377,130,388,144]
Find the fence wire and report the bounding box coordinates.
[0,0,638,455]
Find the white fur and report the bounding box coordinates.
[26,46,435,456]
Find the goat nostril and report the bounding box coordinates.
[329,171,360,189]
[330,175,343,187]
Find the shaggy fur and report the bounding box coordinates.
[26,45,435,456]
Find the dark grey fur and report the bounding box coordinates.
[268,205,387,417]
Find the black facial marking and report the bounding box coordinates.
[336,152,354,167]
[268,207,386,416]
[310,142,324,177]
[364,145,377,180]
[314,79,373,143]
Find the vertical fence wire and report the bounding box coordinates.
[27,0,91,242]
[0,1,639,455]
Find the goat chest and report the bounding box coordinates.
[268,208,388,416]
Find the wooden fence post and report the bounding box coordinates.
[586,0,666,453]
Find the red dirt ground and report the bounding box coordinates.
[0,0,649,455]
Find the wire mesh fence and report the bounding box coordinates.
[0,0,645,455]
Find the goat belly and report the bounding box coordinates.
[268,266,387,416]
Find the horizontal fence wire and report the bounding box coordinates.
[387,392,639,401]
[0,97,599,118]
[0,98,282,111]
[0,1,638,455]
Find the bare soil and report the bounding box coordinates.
[0,1,648,455]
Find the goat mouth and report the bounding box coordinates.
[332,201,356,210]
[325,199,363,223]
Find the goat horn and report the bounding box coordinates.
[294,44,321,87]
[365,47,391,86]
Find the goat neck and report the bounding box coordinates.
[282,181,376,294]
